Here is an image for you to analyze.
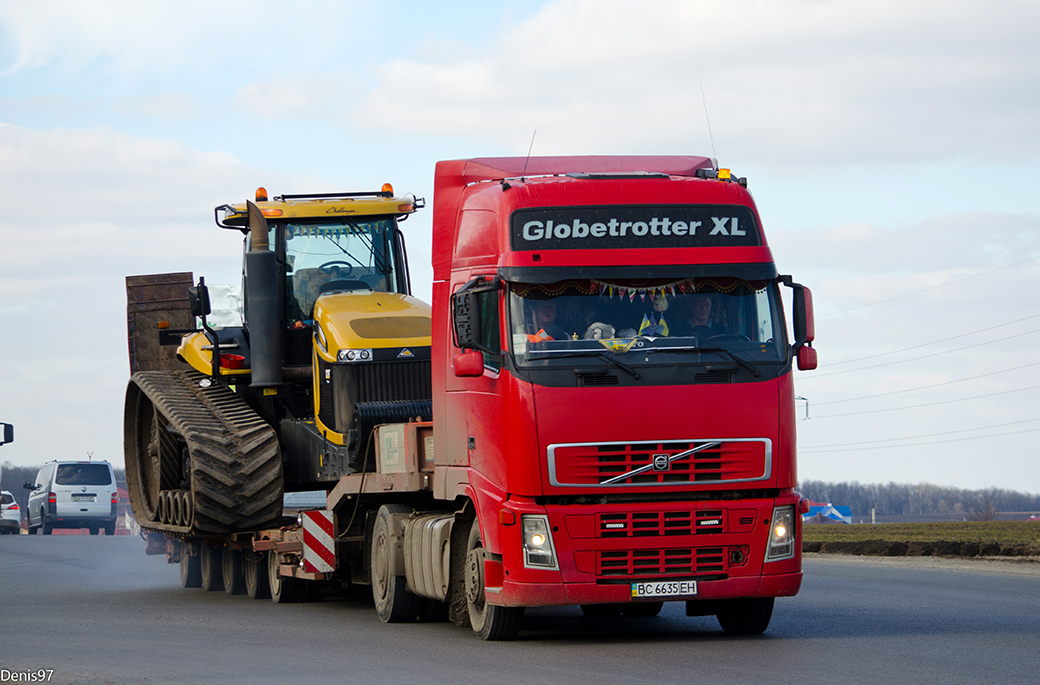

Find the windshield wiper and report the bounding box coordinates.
[646,344,760,377]
[525,350,641,379]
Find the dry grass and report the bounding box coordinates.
[802,521,1040,557]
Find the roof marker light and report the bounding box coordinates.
[382,183,394,195]
[261,208,283,217]
[717,168,731,181]
[255,187,268,202]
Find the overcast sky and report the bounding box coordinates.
[2,0,1038,495]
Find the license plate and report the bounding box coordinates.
[631,580,697,598]
[72,494,95,502]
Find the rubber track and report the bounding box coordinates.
[129,369,283,536]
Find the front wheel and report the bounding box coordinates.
[465,520,524,641]
[716,597,774,635]
[370,504,421,623]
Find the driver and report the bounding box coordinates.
[671,293,719,338]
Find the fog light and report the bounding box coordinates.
[765,506,796,561]
[521,514,558,569]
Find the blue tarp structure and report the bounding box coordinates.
[803,502,852,524]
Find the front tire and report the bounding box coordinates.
[370,504,421,623]
[716,597,774,635]
[465,520,523,641]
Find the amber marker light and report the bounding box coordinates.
[261,208,283,217]
[398,203,413,213]
[717,168,732,180]
[381,183,394,195]
[255,187,268,201]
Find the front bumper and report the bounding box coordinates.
[484,493,803,608]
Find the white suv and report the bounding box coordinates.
[24,461,118,535]
[0,490,20,534]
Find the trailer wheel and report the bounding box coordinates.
[465,520,524,641]
[200,544,224,592]
[268,548,301,604]
[371,504,421,623]
[716,597,774,635]
[243,551,270,599]
[180,541,202,588]
[222,546,246,595]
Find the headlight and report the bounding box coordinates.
[521,514,558,569]
[765,506,796,561]
[337,348,373,362]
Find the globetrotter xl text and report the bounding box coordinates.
[509,204,760,251]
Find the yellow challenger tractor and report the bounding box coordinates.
[124,187,431,535]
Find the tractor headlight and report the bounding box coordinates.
[521,514,558,569]
[337,348,372,362]
[765,506,796,561]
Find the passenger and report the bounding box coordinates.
[530,300,569,341]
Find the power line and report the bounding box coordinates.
[810,383,1040,419]
[815,361,1040,405]
[800,417,1040,450]
[822,313,1040,368]
[818,255,1040,318]
[800,426,1040,452]
[806,327,1040,378]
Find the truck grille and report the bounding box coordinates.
[600,510,725,537]
[548,439,771,488]
[598,547,727,577]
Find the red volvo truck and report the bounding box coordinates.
[128,156,816,641]
[427,155,816,637]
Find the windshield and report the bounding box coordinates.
[508,278,786,367]
[55,463,112,486]
[280,218,401,322]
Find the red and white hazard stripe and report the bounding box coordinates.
[302,510,336,574]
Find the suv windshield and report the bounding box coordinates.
[508,278,786,368]
[55,463,112,486]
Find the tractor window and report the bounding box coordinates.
[282,219,401,323]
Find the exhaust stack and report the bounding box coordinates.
[245,200,282,387]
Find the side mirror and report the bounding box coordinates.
[453,350,485,377]
[797,345,818,371]
[781,276,817,371]
[0,422,11,445]
[792,285,815,345]
[452,290,482,350]
[23,481,35,491]
[451,276,500,355]
[187,280,211,318]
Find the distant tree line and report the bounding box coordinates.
[1,461,127,522]
[799,480,1040,520]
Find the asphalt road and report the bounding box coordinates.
[1,536,1037,684]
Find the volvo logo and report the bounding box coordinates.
[652,454,670,471]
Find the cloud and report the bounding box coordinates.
[351,0,1040,165]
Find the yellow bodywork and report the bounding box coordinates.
[177,332,250,377]
[312,290,432,362]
